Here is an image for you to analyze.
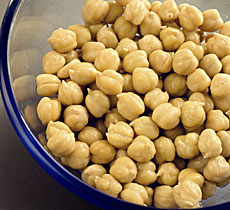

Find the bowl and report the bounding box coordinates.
[1,0,230,209]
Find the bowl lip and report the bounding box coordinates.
[0,1,230,210]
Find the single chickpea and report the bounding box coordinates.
[221,55,230,74]
[198,129,222,159]
[82,42,105,63]
[117,92,145,121]
[154,136,175,164]
[122,74,135,92]
[152,103,181,130]
[97,26,118,49]
[169,98,185,109]
[114,16,138,40]
[157,162,179,186]
[187,154,209,173]
[109,95,118,108]
[120,183,148,206]
[104,109,127,129]
[173,49,199,75]
[127,136,156,163]
[107,121,134,149]
[42,51,65,74]
[202,181,217,200]
[173,180,202,209]
[220,21,230,36]
[212,95,230,113]
[174,156,187,170]
[217,131,230,158]
[179,5,203,31]
[110,156,137,183]
[85,89,110,118]
[160,27,185,51]
[81,164,106,187]
[203,155,230,183]
[95,119,107,137]
[140,12,161,36]
[88,23,106,40]
[207,33,230,59]
[63,105,88,132]
[48,28,77,53]
[115,0,132,6]
[135,162,157,186]
[163,125,184,140]
[94,48,120,72]
[63,50,79,64]
[104,1,123,24]
[211,73,230,98]
[116,38,138,59]
[149,50,173,74]
[158,0,179,21]
[183,29,201,45]
[200,9,223,32]
[154,185,177,209]
[78,126,103,146]
[145,187,154,206]
[151,1,162,13]
[81,0,109,24]
[206,110,229,131]
[37,97,62,125]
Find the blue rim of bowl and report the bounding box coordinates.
[0,1,229,210]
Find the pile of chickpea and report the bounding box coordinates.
[35,0,230,208]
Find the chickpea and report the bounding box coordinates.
[145,187,154,206]
[122,74,135,92]
[212,95,230,113]
[107,121,134,149]
[187,154,209,173]
[154,136,175,164]
[163,125,184,140]
[37,97,62,125]
[81,164,106,187]
[160,27,185,51]
[169,98,184,109]
[117,92,145,121]
[135,162,157,186]
[216,176,230,188]
[97,26,118,49]
[63,50,79,64]
[179,5,203,31]
[203,155,230,183]
[174,156,187,170]
[220,21,230,36]
[94,48,120,72]
[88,23,106,40]
[127,136,156,163]
[115,38,138,59]
[178,3,189,11]
[63,105,88,132]
[202,180,216,200]
[110,149,128,167]
[115,0,131,6]
[110,156,137,183]
[157,162,179,186]
[85,89,110,118]
[158,0,179,21]
[82,41,105,63]
[200,9,223,32]
[173,180,202,209]
[48,28,77,53]
[82,0,109,24]
[154,185,177,209]
[120,183,148,206]
[95,119,107,137]
[114,16,138,40]
[104,1,123,24]
[206,110,229,131]
[42,51,65,74]
[162,20,180,29]
[211,73,230,98]
[152,103,181,130]
[104,109,127,128]
[151,1,162,13]
[109,95,118,109]
[221,55,230,74]
[217,131,230,158]
[183,29,200,45]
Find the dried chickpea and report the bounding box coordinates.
[104,109,127,128]
[157,162,179,186]
[85,89,110,118]
[120,183,148,206]
[36,74,61,97]
[160,27,185,51]
[178,168,196,180]
[163,125,184,140]
[63,50,79,64]
[130,116,159,140]
[154,136,176,164]
[63,105,89,132]
[169,98,185,108]
[152,103,181,130]
[156,77,163,89]
[221,55,230,74]
[115,38,138,59]
[110,156,137,183]
[154,185,177,209]
[173,49,199,75]
[109,95,118,108]
[206,110,229,131]
[203,155,230,183]
[149,50,173,74]
[183,29,200,45]
[135,162,157,186]
[122,74,135,92]
[220,21,230,36]
[140,12,161,36]
[81,164,106,187]
[173,180,202,209]
[140,0,151,10]
[162,20,180,29]
[174,156,187,170]
[207,33,230,59]
[97,26,118,49]
[37,97,62,125]
[82,42,105,63]
[212,95,230,113]
[104,1,123,24]
[198,129,222,159]
[117,92,145,121]
[48,28,77,53]
[78,126,103,146]
[211,73,230,98]
[47,130,75,157]
[216,176,230,188]
[81,0,109,25]
[187,154,208,173]
[107,121,134,149]
[42,51,65,74]
[151,1,162,13]
[109,149,128,167]
[179,5,203,31]
[158,0,179,21]
[94,48,120,72]
[178,3,189,11]
[115,0,131,6]
[145,187,154,206]
[95,119,107,137]
[88,23,106,40]
[217,131,230,158]
[202,180,216,200]
[114,16,138,40]
[127,136,156,163]
[200,9,223,32]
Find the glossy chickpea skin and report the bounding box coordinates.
[217,131,230,157]
[95,119,107,137]
[104,109,127,128]
[212,95,230,113]
[116,38,138,59]
[206,110,229,131]
[97,26,118,49]
[187,154,209,173]
[220,21,230,36]
[158,0,179,21]
[211,73,230,98]
[202,181,217,200]
[122,74,135,92]
[145,187,154,206]
[104,1,123,24]
[154,136,175,164]
[82,42,105,63]
[221,55,230,74]
[46,121,72,139]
